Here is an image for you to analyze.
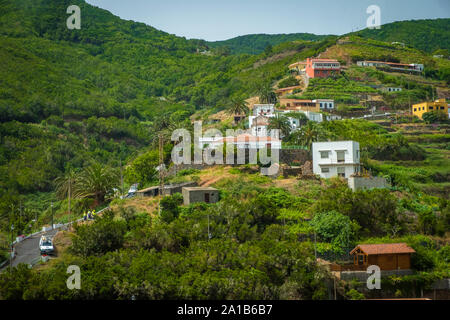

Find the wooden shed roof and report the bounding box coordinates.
[350,243,415,255]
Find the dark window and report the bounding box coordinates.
[205,193,210,203]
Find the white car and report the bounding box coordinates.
[39,236,54,255]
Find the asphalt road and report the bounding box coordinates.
[2,229,59,270]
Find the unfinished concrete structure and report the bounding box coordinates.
[348,176,390,191]
[162,182,198,196]
[136,182,198,198]
[182,187,219,205]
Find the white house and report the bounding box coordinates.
[251,115,271,136]
[314,99,335,110]
[382,87,402,93]
[249,104,275,131]
[253,104,275,117]
[312,141,361,179]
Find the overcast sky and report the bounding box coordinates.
[86,0,450,41]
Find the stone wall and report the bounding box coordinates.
[279,149,311,166]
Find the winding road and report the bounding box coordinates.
[1,229,59,271]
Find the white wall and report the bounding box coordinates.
[312,141,360,179]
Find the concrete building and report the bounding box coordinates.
[136,186,160,198]
[412,99,448,120]
[136,182,198,198]
[306,58,341,79]
[182,187,219,205]
[312,141,360,179]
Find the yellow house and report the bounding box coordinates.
[412,99,448,120]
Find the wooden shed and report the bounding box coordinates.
[350,243,415,271]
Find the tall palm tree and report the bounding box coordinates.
[292,121,328,151]
[258,82,277,104]
[226,96,249,117]
[54,168,77,227]
[74,163,119,205]
[268,114,292,138]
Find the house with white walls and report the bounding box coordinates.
[249,104,275,131]
[312,141,361,179]
[314,99,335,110]
[250,115,271,136]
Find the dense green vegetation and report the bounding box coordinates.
[0,0,449,301]
[0,167,448,299]
[207,33,331,55]
[353,19,450,53]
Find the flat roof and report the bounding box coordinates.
[137,186,159,193]
[183,187,218,191]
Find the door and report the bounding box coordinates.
[205,193,210,203]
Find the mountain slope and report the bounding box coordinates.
[207,33,331,55]
[352,19,450,53]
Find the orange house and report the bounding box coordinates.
[306,58,341,78]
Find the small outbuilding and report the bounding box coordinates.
[136,186,159,198]
[162,182,198,196]
[182,187,219,205]
[350,243,415,271]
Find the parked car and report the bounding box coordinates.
[39,236,54,255]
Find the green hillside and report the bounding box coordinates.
[353,19,450,53]
[207,33,331,55]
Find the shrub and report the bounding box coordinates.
[71,210,127,257]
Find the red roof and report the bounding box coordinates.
[351,243,415,255]
[218,134,280,143]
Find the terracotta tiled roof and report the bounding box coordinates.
[218,134,280,143]
[350,243,415,255]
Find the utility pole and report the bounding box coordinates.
[10,222,14,273]
[158,134,164,216]
[207,213,211,240]
[314,232,317,260]
[120,159,124,197]
[68,176,71,231]
[51,202,54,230]
[19,200,22,235]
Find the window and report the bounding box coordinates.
[441,107,445,110]
[320,151,329,159]
[321,167,330,173]
[336,150,345,163]
[429,106,434,110]
[337,167,345,178]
